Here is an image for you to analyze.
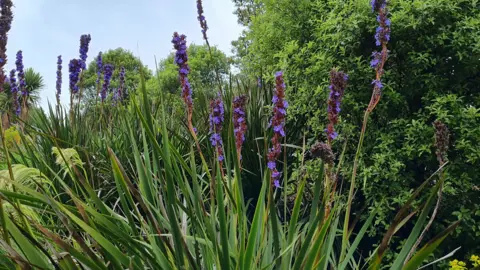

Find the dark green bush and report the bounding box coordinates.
[233,0,480,256]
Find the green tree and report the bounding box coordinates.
[81,48,151,103]
[21,67,45,122]
[232,0,480,257]
[24,68,44,108]
[0,67,44,125]
[232,0,263,26]
[148,44,230,97]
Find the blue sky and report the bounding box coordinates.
[6,0,243,108]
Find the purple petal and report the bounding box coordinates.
[273,180,281,188]
[268,161,276,170]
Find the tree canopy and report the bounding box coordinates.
[81,48,151,103]
[148,44,231,97]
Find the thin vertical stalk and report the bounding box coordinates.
[341,110,370,261]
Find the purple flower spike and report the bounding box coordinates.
[233,95,248,159]
[0,0,13,92]
[56,55,62,103]
[268,161,276,170]
[209,93,225,162]
[112,88,121,106]
[101,64,114,102]
[68,59,82,94]
[371,0,387,13]
[119,66,125,101]
[172,32,194,121]
[373,3,390,48]
[372,79,383,89]
[15,50,26,98]
[9,69,20,116]
[370,51,381,68]
[368,0,390,112]
[267,71,288,188]
[273,179,281,188]
[196,0,208,40]
[326,69,348,143]
[96,52,103,87]
[79,34,91,70]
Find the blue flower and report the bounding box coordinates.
[372,79,383,89]
[0,0,13,91]
[370,51,381,68]
[96,52,103,86]
[196,0,209,40]
[267,71,288,187]
[273,180,281,188]
[101,64,114,102]
[371,0,387,13]
[172,32,193,115]
[9,69,20,115]
[233,95,248,158]
[268,161,276,170]
[326,69,348,142]
[69,59,82,94]
[118,66,125,101]
[79,34,91,70]
[56,55,62,102]
[209,93,225,162]
[15,50,27,97]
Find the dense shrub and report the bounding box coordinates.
[233,0,480,255]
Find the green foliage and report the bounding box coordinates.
[81,48,152,103]
[233,0,480,256]
[0,81,455,268]
[0,0,472,267]
[0,68,44,123]
[148,44,231,96]
[2,127,20,150]
[24,67,45,108]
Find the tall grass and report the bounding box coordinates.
[0,69,459,269]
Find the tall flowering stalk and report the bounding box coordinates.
[172,31,212,200]
[325,69,348,143]
[368,0,390,112]
[56,56,62,105]
[341,0,391,259]
[0,0,13,93]
[101,64,114,102]
[16,50,28,121]
[323,69,347,218]
[193,1,222,93]
[209,93,225,163]
[267,71,288,188]
[68,58,81,120]
[196,0,208,40]
[79,34,91,70]
[69,59,81,94]
[118,66,125,102]
[9,69,19,116]
[15,51,26,98]
[233,95,247,162]
[76,34,91,104]
[172,32,194,131]
[96,52,103,89]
